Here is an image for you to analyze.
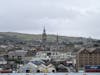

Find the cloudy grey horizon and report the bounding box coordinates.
[0,0,100,39]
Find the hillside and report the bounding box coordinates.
[0,32,99,43]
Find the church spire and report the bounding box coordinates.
[56,33,59,43]
[56,33,59,51]
[43,26,46,34]
[42,26,47,41]
[42,26,47,50]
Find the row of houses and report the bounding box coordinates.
[1,46,100,73]
[36,51,73,60]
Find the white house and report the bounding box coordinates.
[18,62,38,73]
[38,64,56,73]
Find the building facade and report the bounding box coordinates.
[76,47,100,72]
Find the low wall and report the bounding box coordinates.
[0,73,100,75]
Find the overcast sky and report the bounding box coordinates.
[0,0,100,39]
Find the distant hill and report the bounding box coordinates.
[0,32,99,43]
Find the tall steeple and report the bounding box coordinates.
[56,33,59,51]
[56,33,59,43]
[43,26,46,34]
[42,26,47,50]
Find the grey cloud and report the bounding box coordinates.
[0,0,100,39]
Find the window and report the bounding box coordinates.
[18,56,21,59]
[12,56,14,59]
[26,70,30,73]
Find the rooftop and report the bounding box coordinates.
[78,47,100,54]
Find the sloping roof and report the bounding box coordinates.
[87,48,96,52]
[78,47,100,54]
[27,62,38,68]
[31,61,44,66]
[8,50,27,56]
[57,64,67,69]
[77,48,86,54]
